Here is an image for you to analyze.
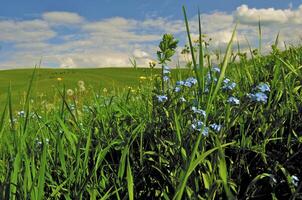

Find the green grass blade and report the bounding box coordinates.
[210,24,237,104]
[127,155,134,200]
[37,143,47,200]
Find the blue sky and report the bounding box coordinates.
[0,0,302,68]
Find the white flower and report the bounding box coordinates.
[78,80,85,87]
[79,86,86,92]
[66,89,74,96]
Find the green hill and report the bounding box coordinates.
[0,67,161,106]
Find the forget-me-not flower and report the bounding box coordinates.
[222,82,236,91]
[191,120,209,136]
[186,77,198,86]
[163,76,169,82]
[210,123,222,132]
[291,175,299,187]
[156,95,168,102]
[18,111,25,117]
[227,96,240,105]
[247,92,268,103]
[176,80,185,86]
[192,106,206,117]
[212,66,221,73]
[256,83,270,93]
[174,87,181,93]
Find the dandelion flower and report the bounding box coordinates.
[66,89,74,96]
[79,85,86,92]
[78,80,85,87]
[57,77,63,81]
[139,76,147,80]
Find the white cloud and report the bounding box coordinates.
[42,11,84,25]
[133,49,149,58]
[234,4,302,25]
[0,19,55,42]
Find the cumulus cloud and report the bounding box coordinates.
[0,19,55,42]
[133,49,149,58]
[42,11,84,25]
[234,4,302,25]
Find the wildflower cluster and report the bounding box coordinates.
[247,82,270,104]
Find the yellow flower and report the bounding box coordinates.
[103,88,108,93]
[139,76,147,80]
[57,77,63,81]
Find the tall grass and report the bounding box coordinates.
[0,7,302,200]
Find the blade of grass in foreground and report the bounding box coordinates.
[23,66,37,133]
[37,142,47,200]
[182,6,202,101]
[127,155,134,200]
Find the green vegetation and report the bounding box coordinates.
[0,7,302,200]
[0,68,163,106]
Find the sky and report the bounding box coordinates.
[0,0,302,69]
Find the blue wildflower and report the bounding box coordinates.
[18,110,25,117]
[156,95,168,102]
[184,81,192,87]
[176,80,185,86]
[174,87,181,93]
[247,92,268,103]
[291,175,299,187]
[227,96,240,105]
[191,106,206,117]
[163,65,170,71]
[163,76,169,82]
[183,77,198,88]
[191,120,209,136]
[223,78,230,84]
[222,82,236,91]
[206,73,217,84]
[256,82,270,93]
[163,69,170,74]
[186,77,198,85]
[210,123,222,132]
[212,66,221,73]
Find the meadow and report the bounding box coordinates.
[0,7,302,200]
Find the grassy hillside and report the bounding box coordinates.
[0,68,162,106]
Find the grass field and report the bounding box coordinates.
[0,7,302,200]
[0,68,164,106]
